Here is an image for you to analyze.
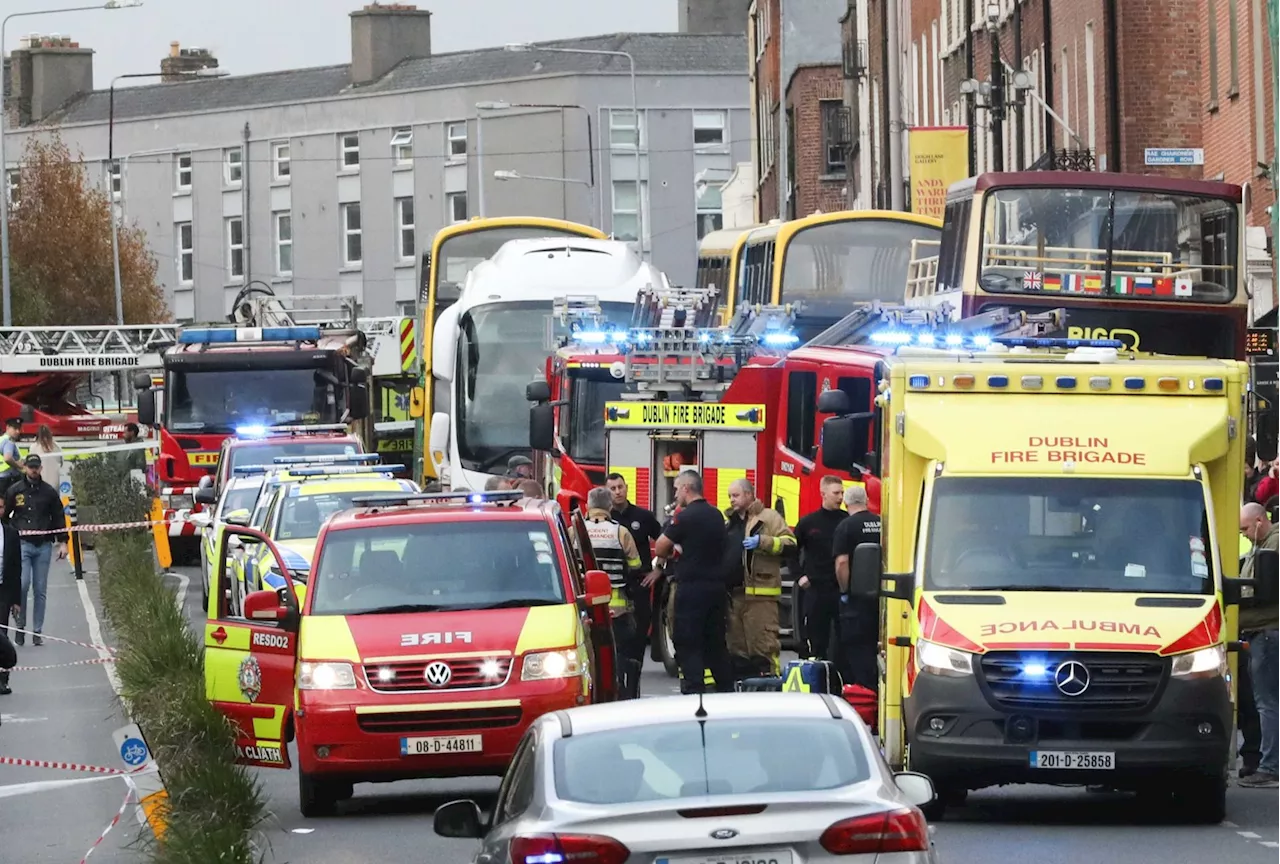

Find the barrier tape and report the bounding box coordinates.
[81,781,136,864]
[10,657,114,671]
[18,518,166,537]
[0,755,148,776]
[6,626,116,654]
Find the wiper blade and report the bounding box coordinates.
[353,603,445,614]
[470,598,563,610]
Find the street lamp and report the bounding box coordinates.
[504,42,642,256]
[494,169,590,185]
[106,67,226,325]
[0,0,144,327]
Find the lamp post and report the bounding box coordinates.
[476,100,597,226]
[504,43,641,256]
[0,0,143,328]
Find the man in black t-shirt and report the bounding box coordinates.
[654,470,734,693]
[832,484,882,690]
[793,475,848,661]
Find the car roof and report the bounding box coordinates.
[326,499,559,531]
[547,693,852,737]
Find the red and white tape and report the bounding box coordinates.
[9,657,114,671]
[81,781,136,864]
[6,626,115,654]
[0,754,146,776]
[18,518,168,537]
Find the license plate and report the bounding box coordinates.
[656,852,792,864]
[1030,750,1114,770]
[400,735,482,756]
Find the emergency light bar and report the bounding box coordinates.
[272,454,379,465]
[349,489,525,508]
[235,423,348,439]
[232,460,377,477]
[178,325,322,345]
[868,329,1124,352]
[286,465,403,477]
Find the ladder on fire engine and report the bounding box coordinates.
[630,285,722,330]
[229,286,360,332]
[0,324,178,373]
[806,303,1070,348]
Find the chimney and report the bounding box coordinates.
[350,3,431,87]
[6,33,92,125]
[677,0,752,34]
[161,42,219,82]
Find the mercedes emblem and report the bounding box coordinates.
[1054,660,1090,696]
[710,828,739,841]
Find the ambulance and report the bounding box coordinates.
[820,330,1250,822]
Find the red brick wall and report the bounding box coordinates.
[786,65,847,216]
[753,0,783,219]
[1117,0,1202,177]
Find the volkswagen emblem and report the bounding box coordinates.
[1054,660,1090,696]
[424,661,452,688]
[710,828,738,841]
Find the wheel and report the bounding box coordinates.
[1169,774,1227,824]
[919,781,965,821]
[298,770,339,818]
[656,607,679,678]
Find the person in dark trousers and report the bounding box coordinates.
[606,472,663,651]
[0,519,21,695]
[582,486,645,698]
[833,485,882,690]
[1239,502,1278,788]
[654,470,733,694]
[793,475,848,661]
[5,454,68,646]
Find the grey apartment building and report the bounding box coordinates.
[1,4,749,322]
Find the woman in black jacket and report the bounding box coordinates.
[0,521,23,695]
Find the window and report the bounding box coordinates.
[176,222,193,284]
[274,212,292,276]
[226,217,244,280]
[753,0,770,59]
[446,191,468,224]
[611,180,646,242]
[1084,22,1097,152]
[694,111,726,149]
[175,153,192,191]
[396,196,415,260]
[341,202,362,265]
[1207,0,1220,108]
[340,132,360,169]
[224,147,242,185]
[696,180,723,240]
[495,734,538,824]
[446,122,467,157]
[821,100,849,174]
[272,142,290,181]
[4,170,18,207]
[784,370,817,460]
[391,127,413,165]
[609,109,645,149]
[1226,0,1240,96]
[109,161,121,199]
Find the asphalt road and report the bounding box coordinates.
[10,558,1277,863]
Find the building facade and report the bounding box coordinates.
[2,6,749,323]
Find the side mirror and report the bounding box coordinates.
[526,380,552,403]
[132,371,153,391]
[817,388,852,415]
[136,391,156,427]
[530,403,555,453]
[243,588,289,622]
[197,474,214,490]
[347,383,370,421]
[433,799,485,839]
[194,486,217,506]
[408,385,425,419]
[820,413,873,473]
[893,771,936,807]
[851,542,883,597]
[584,569,613,607]
[225,510,251,527]
[428,412,450,477]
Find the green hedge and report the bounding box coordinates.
[71,457,267,864]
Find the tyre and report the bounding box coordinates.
[298,770,339,818]
[656,606,679,678]
[1169,773,1227,824]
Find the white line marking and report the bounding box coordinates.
[1259,842,1279,849]
[165,572,189,615]
[1224,820,1239,827]
[0,714,49,724]
[77,581,122,696]
[291,828,316,834]
[0,775,119,799]
[1238,832,1262,839]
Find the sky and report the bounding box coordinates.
[3,0,680,89]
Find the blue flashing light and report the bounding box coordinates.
[178,328,232,344]
[988,375,1009,388]
[996,336,1124,349]
[469,493,485,504]
[273,454,379,465]
[178,325,321,344]
[261,326,321,342]
[915,332,935,346]
[287,466,399,477]
[871,330,915,346]
[576,330,608,345]
[631,331,650,344]
[762,332,799,347]
[699,332,712,344]
[944,334,964,348]
[908,374,930,389]
[1056,376,1077,389]
[1022,662,1049,679]
[1123,377,1146,391]
[1202,377,1224,392]
[232,465,272,476]
[236,424,268,438]
[971,334,993,349]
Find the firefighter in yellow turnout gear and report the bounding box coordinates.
[583,487,646,699]
[724,478,795,678]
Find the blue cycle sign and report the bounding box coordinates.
[120,737,148,767]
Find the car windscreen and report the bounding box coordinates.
[275,486,415,540]
[552,719,871,804]
[220,486,261,519]
[924,476,1213,594]
[310,521,568,615]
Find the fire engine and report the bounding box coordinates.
[134,290,374,561]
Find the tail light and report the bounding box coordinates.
[819,807,930,855]
[509,833,630,864]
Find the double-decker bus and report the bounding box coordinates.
[905,172,1247,359]
[412,217,606,483]
[732,210,943,343]
[696,225,762,319]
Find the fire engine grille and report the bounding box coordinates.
[979,652,1167,712]
[362,658,513,693]
[356,706,524,735]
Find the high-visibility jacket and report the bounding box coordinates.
[584,508,643,612]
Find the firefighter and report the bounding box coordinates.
[582,486,645,699]
[724,478,795,679]
[833,484,881,690]
[654,470,734,694]
[606,472,663,662]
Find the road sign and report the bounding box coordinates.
[1144,148,1205,166]
[112,723,153,770]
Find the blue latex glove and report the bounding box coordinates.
[742,535,761,550]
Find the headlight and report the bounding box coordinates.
[299,662,357,690]
[1170,645,1226,679]
[521,649,582,681]
[915,638,975,677]
[166,493,194,510]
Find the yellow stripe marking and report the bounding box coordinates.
[355,699,521,715]
[514,604,579,656]
[299,616,361,663]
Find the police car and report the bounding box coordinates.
[207,424,363,500]
[202,490,618,817]
[189,473,267,611]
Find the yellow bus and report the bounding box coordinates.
[696,225,762,317]
[413,217,607,482]
[731,210,943,342]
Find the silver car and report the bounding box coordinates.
[435,692,939,863]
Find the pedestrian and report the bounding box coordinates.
[1239,501,1278,788]
[606,472,663,658]
[0,418,22,491]
[653,470,734,694]
[506,455,534,480]
[582,486,645,698]
[483,476,512,492]
[793,475,847,661]
[515,479,544,499]
[121,423,146,474]
[723,478,795,679]
[26,425,63,501]
[4,455,68,647]
[833,485,882,690]
[0,516,21,695]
